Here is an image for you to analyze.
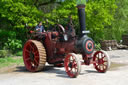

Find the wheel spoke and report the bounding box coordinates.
[34,51,38,56]
[68,68,73,74]
[97,54,100,60]
[96,64,99,68]
[31,61,37,68]
[34,57,39,65]
[75,67,78,72]
[33,61,38,68]
[74,64,78,71]
[25,57,31,61]
[93,60,98,64]
[29,43,32,49]
[102,63,107,67]
[103,65,107,69]
[101,53,104,57]
[101,56,105,60]
[25,49,30,53]
[29,43,34,52]
[32,46,37,53]
[100,65,103,70]
[97,65,100,69]
[72,56,75,60]
[70,67,73,72]
[28,63,33,69]
[73,60,76,64]
[103,60,107,63]
[72,68,77,74]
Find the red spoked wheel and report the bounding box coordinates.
[64,53,81,78]
[23,40,46,72]
[93,50,111,73]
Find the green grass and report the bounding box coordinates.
[15,51,23,56]
[0,57,23,68]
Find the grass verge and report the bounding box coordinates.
[0,57,23,68]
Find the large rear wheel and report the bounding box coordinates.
[23,40,46,72]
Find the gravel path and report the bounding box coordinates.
[0,50,128,85]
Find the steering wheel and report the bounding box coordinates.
[52,24,66,34]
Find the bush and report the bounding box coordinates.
[4,38,22,53]
[15,51,23,56]
[95,43,101,50]
[0,30,17,49]
[0,50,11,58]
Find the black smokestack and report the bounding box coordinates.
[77,4,86,36]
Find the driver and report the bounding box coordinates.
[35,22,45,32]
[65,16,76,38]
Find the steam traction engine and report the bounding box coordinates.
[23,2,111,78]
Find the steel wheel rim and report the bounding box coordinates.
[64,54,79,78]
[93,51,110,73]
[23,40,40,72]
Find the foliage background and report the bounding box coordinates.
[0,0,128,53]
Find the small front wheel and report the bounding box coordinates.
[64,53,81,78]
[93,50,111,73]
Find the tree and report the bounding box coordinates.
[44,0,117,41]
[0,0,43,51]
[109,0,128,41]
[0,0,42,29]
[0,0,117,48]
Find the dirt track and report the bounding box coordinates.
[0,50,128,85]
